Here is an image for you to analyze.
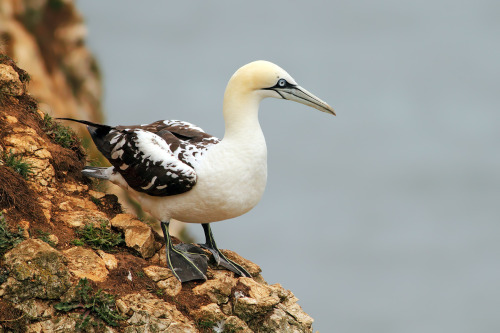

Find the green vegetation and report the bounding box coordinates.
[34,229,56,248]
[54,278,126,328]
[0,213,25,255]
[89,196,101,206]
[48,0,65,10]
[197,320,217,329]
[1,150,33,179]
[72,220,124,251]
[70,239,85,246]
[17,69,31,83]
[42,113,79,149]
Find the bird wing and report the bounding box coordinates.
[116,120,220,169]
[88,119,219,197]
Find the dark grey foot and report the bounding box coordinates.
[160,221,208,282]
[199,223,251,278]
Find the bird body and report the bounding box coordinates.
[113,125,267,223]
[62,60,335,282]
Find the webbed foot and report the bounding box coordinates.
[161,221,208,282]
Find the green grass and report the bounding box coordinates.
[1,150,33,179]
[72,220,124,251]
[89,196,101,206]
[70,239,85,247]
[0,213,25,255]
[197,320,217,329]
[54,278,126,328]
[42,113,79,149]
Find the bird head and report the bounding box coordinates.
[227,60,335,116]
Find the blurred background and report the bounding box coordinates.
[77,1,498,332]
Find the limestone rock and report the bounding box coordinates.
[124,226,157,258]
[259,306,313,333]
[111,214,158,258]
[62,246,109,282]
[27,316,77,333]
[221,249,262,277]
[116,299,130,316]
[0,63,24,96]
[143,265,174,282]
[156,277,182,297]
[193,270,237,304]
[142,265,181,296]
[3,129,56,188]
[58,196,98,211]
[15,298,54,320]
[2,239,71,302]
[191,303,226,323]
[119,293,197,332]
[149,245,168,267]
[233,277,281,321]
[224,316,253,333]
[97,250,118,270]
[59,210,109,228]
[89,190,106,199]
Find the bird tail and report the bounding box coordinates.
[57,118,111,129]
[82,166,111,180]
[57,118,113,139]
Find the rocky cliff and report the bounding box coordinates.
[0,57,315,332]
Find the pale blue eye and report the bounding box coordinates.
[278,79,286,87]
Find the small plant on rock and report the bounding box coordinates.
[197,319,217,330]
[54,278,126,328]
[0,213,25,255]
[1,150,33,179]
[42,113,79,149]
[72,220,124,251]
[34,229,56,248]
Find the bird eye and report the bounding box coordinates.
[277,79,287,87]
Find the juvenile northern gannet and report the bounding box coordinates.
[61,60,335,282]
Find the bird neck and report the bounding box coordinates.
[222,87,263,142]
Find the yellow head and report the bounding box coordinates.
[226,60,335,115]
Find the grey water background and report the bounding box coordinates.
[78,1,500,332]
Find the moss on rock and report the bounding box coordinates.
[3,239,71,302]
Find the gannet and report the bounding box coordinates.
[61,60,335,282]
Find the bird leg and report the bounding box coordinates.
[160,221,208,282]
[198,223,251,278]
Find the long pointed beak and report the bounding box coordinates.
[277,85,335,116]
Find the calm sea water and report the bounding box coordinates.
[79,1,500,332]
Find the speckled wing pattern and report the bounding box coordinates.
[92,120,219,197]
